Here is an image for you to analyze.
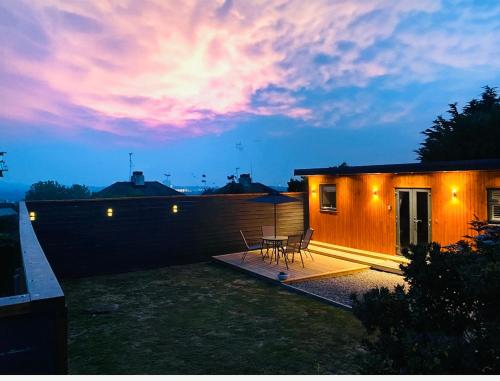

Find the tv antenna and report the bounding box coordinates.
[0,152,7,177]
[164,173,171,186]
[128,152,133,180]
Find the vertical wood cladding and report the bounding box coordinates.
[27,193,305,277]
[308,171,500,255]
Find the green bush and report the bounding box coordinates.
[287,177,307,192]
[25,180,91,200]
[352,220,500,374]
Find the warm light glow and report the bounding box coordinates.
[107,208,113,217]
[373,188,378,196]
[311,187,317,196]
[29,211,36,221]
[172,204,178,214]
[452,188,458,198]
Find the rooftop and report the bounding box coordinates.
[92,181,182,198]
[294,158,500,176]
[206,173,276,195]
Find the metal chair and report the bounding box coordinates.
[300,228,314,261]
[280,234,303,268]
[261,225,275,256]
[262,225,275,236]
[240,230,263,262]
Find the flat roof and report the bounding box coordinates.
[294,158,500,176]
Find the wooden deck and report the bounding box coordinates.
[212,250,370,283]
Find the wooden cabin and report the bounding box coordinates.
[295,159,500,255]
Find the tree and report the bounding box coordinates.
[416,86,500,162]
[287,176,307,192]
[67,184,92,199]
[25,181,91,200]
[351,220,500,374]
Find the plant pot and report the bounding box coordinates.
[277,272,288,281]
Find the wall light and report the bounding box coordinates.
[372,188,378,196]
[452,189,458,199]
[107,208,113,217]
[311,187,317,196]
[29,211,36,221]
[172,204,178,214]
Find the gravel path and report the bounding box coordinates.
[292,269,407,307]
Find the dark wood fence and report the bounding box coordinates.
[27,192,306,278]
[0,202,67,374]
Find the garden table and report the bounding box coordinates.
[262,235,289,269]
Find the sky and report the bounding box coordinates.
[0,0,499,187]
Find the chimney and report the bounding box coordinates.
[238,173,252,188]
[131,171,145,186]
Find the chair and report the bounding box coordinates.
[300,228,314,261]
[262,225,275,237]
[261,225,275,256]
[240,230,263,262]
[280,234,303,268]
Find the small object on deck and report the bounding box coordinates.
[277,271,289,281]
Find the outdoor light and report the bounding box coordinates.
[107,208,113,217]
[452,189,457,198]
[311,187,317,195]
[29,211,36,221]
[373,188,378,196]
[172,204,178,214]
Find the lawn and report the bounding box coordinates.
[63,262,366,374]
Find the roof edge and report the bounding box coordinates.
[294,158,500,176]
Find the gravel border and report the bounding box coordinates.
[292,269,407,307]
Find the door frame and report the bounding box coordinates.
[395,188,432,254]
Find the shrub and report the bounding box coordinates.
[25,180,91,200]
[352,220,500,374]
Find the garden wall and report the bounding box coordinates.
[27,193,306,278]
[0,202,67,374]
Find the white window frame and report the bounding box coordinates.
[488,189,500,224]
[320,184,337,211]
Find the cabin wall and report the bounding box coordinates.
[308,171,500,255]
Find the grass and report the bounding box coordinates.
[63,262,366,374]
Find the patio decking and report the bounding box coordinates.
[212,250,370,283]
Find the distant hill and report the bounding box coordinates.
[0,181,287,201]
[0,182,29,202]
[0,182,106,202]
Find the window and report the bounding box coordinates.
[488,189,500,223]
[320,184,337,211]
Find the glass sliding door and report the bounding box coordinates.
[396,189,431,253]
[397,190,411,250]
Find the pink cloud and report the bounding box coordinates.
[0,0,497,139]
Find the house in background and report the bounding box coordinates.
[295,159,500,255]
[205,174,276,195]
[93,171,182,198]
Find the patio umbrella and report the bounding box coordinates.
[248,191,300,238]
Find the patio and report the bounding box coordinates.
[213,250,370,283]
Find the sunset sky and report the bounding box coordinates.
[1,0,499,187]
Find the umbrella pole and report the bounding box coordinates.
[274,203,277,238]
